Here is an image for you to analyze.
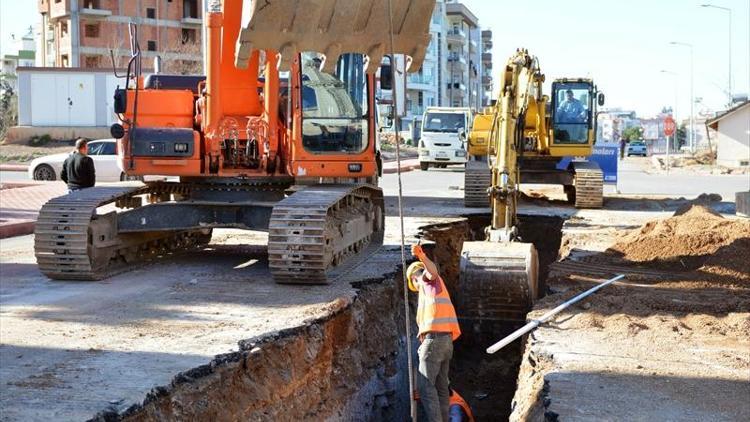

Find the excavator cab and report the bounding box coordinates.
[549,79,598,154]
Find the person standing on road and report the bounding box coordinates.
[61,138,95,193]
[408,244,461,422]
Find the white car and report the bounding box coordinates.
[28,139,138,182]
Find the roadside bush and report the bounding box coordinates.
[28,134,52,147]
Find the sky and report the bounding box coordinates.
[461,0,750,118]
[2,0,749,118]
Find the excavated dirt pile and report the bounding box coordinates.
[607,205,750,277]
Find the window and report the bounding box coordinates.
[146,8,156,19]
[84,23,99,38]
[100,142,116,155]
[61,54,69,67]
[147,40,157,51]
[87,142,104,155]
[423,112,466,133]
[61,21,68,37]
[85,0,101,8]
[552,82,593,144]
[84,55,100,68]
[300,53,369,155]
[181,28,196,44]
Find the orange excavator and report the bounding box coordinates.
[34,0,435,283]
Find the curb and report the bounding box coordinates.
[0,164,29,172]
[0,220,35,239]
[382,161,421,174]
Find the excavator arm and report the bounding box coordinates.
[484,49,547,240]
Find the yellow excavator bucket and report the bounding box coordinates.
[235,0,435,73]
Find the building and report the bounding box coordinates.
[1,29,37,93]
[403,0,446,132]
[37,0,202,73]
[706,101,750,168]
[596,109,639,143]
[480,30,492,106]
[445,0,481,110]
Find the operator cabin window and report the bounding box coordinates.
[147,41,157,52]
[552,83,592,144]
[146,8,156,19]
[300,52,369,154]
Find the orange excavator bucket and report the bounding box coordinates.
[234,0,435,73]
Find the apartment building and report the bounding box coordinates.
[481,30,493,106]
[445,0,481,110]
[37,0,202,73]
[400,0,491,135]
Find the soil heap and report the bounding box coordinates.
[608,205,750,278]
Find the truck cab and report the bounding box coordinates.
[418,107,471,170]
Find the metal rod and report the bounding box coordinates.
[486,274,626,354]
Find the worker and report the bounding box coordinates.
[449,388,475,422]
[407,244,461,422]
[557,89,585,123]
[61,138,95,193]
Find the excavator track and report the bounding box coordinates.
[464,160,491,207]
[571,161,604,209]
[34,185,211,281]
[458,241,539,323]
[268,185,384,284]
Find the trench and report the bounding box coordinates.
[94,215,564,421]
[419,214,566,420]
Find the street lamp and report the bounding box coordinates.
[701,4,732,106]
[670,41,694,152]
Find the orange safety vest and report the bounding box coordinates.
[416,274,461,341]
[450,390,475,422]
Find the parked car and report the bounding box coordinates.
[626,140,648,157]
[28,139,140,182]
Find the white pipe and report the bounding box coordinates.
[486,274,625,354]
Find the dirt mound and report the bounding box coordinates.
[608,205,750,271]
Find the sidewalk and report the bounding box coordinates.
[0,182,66,238]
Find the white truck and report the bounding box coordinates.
[418,107,472,170]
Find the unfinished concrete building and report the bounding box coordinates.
[37,0,202,73]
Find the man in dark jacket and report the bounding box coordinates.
[61,138,95,192]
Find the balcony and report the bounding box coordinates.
[408,105,425,117]
[448,53,467,70]
[446,29,466,44]
[482,52,492,63]
[80,1,111,18]
[447,82,466,94]
[482,75,492,86]
[181,17,202,26]
[407,74,435,91]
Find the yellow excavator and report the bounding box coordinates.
[460,49,604,322]
[464,50,605,209]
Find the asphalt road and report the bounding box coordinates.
[380,158,749,201]
[0,170,29,182]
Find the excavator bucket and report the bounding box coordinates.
[458,241,539,324]
[235,0,435,73]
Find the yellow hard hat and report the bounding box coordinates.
[406,261,424,292]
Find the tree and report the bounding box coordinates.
[0,81,18,143]
[621,126,643,141]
